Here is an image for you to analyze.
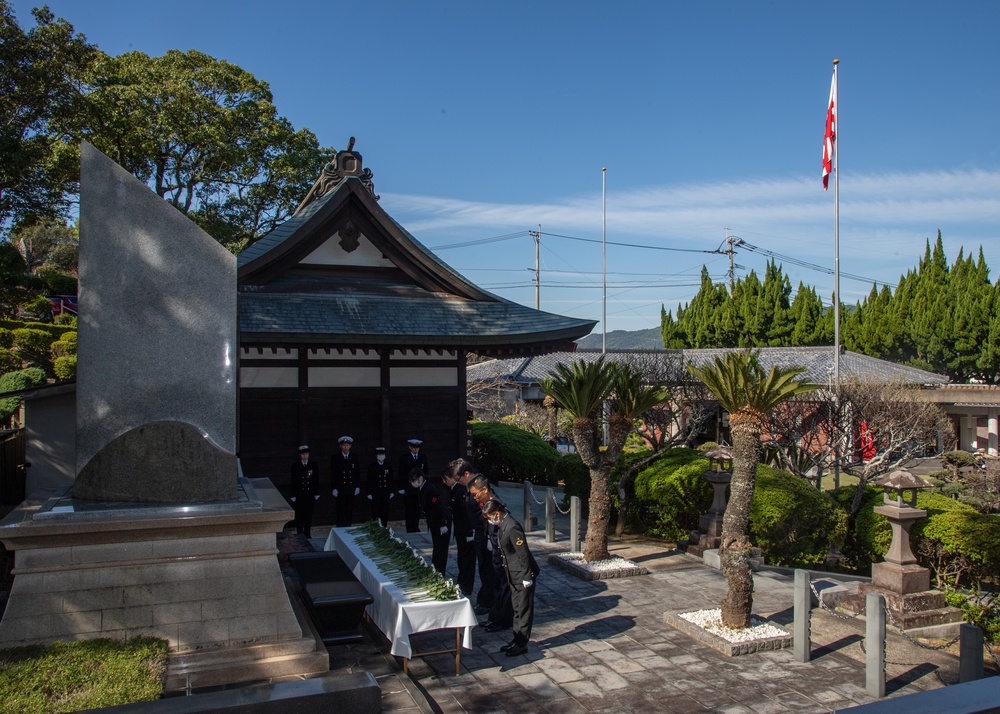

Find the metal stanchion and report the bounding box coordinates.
[545,488,555,543]
[793,569,811,663]
[570,496,581,553]
[865,592,886,699]
[523,481,532,533]
[959,623,984,683]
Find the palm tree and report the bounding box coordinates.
[541,357,667,562]
[687,350,815,628]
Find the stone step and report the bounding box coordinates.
[164,638,330,691]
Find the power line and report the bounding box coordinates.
[539,231,719,254]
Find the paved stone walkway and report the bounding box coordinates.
[314,513,972,714]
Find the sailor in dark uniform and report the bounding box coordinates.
[473,476,513,633]
[442,466,476,598]
[482,499,539,657]
[409,467,450,574]
[289,444,320,538]
[366,446,394,526]
[398,438,428,532]
[330,436,360,527]
[447,459,494,613]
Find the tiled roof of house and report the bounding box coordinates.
[240,291,596,349]
[467,347,951,387]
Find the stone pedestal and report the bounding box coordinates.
[685,471,730,557]
[845,501,963,639]
[0,478,328,690]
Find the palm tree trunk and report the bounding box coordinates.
[719,414,760,629]
[583,462,612,561]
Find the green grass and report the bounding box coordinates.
[0,637,168,713]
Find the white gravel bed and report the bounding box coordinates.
[552,552,642,572]
[678,608,789,643]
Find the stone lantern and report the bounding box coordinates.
[855,469,963,637]
[686,446,733,557]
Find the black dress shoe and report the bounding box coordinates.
[482,622,509,633]
[497,638,517,653]
[505,644,528,657]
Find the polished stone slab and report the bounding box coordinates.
[76,142,236,502]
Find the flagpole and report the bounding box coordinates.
[832,58,841,489]
[833,58,840,394]
[602,167,607,354]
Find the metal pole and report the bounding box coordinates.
[534,225,540,310]
[865,592,886,698]
[793,569,811,662]
[523,481,532,533]
[545,487,555,543]
[602,167,606,354]
[570,496,581,553]
[832,58,842,490]
[959,623,984,683]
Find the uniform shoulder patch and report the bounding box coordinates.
[515,538,524,546]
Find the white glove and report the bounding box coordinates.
[486,540,493,552]
[389,492,395,499]
[466,535,475,543]
[332,489,339,497]
[314,495,320,500]
[354,487,360,496]
[398,489,405,495]
[290,497,296,502]
[439,526,449,535]
[522,580,533,589]
[367,494,373,500]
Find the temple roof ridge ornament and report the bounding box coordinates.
[295,136,378,213]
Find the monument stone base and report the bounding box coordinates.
[842,574,965,640]
[0,478,328,690]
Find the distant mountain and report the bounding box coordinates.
[576,327,664,350]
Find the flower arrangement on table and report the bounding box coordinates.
[347,520,461,602]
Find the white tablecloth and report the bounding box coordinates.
[324,527,477,658]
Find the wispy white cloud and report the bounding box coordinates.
[380,168,1000,331]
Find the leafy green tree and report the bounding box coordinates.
[541,357,667,562]
[81,49,337,252]
[687,350,814,628]
[0,3,96,235]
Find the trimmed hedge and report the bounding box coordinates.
[749,465,847,567]
[471,421,564,486]
[50,330,77,359]
[54,355,77,380]
[633,448,712,541]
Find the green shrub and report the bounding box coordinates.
[472,421,564,486]
[633,448,712,541]
[38,269,77,296]
[0,368,46,425]
[0,329,13,349]
[945,590,1000,643]
[915,495,1000,589]
[54,313,77,326]
[749,465,847,567]
[0,348,20,373]
[54,355,77,380]
[12,328,53,357]
[555,453,590,502]
[51,330,77,359]
[832,486,893,570]
[0,636,167,712]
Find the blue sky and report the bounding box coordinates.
[14,1,1000,335]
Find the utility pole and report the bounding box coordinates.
[529,226,541,310]
[723,228,743,294]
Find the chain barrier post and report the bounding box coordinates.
[545,487,555,543]
[865,592,886,698]
[523,481,532,533]
[570,496,581,553]
[959,623,984,683]
[793,570,811,663]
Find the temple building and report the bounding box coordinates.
[236,142,596,515]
